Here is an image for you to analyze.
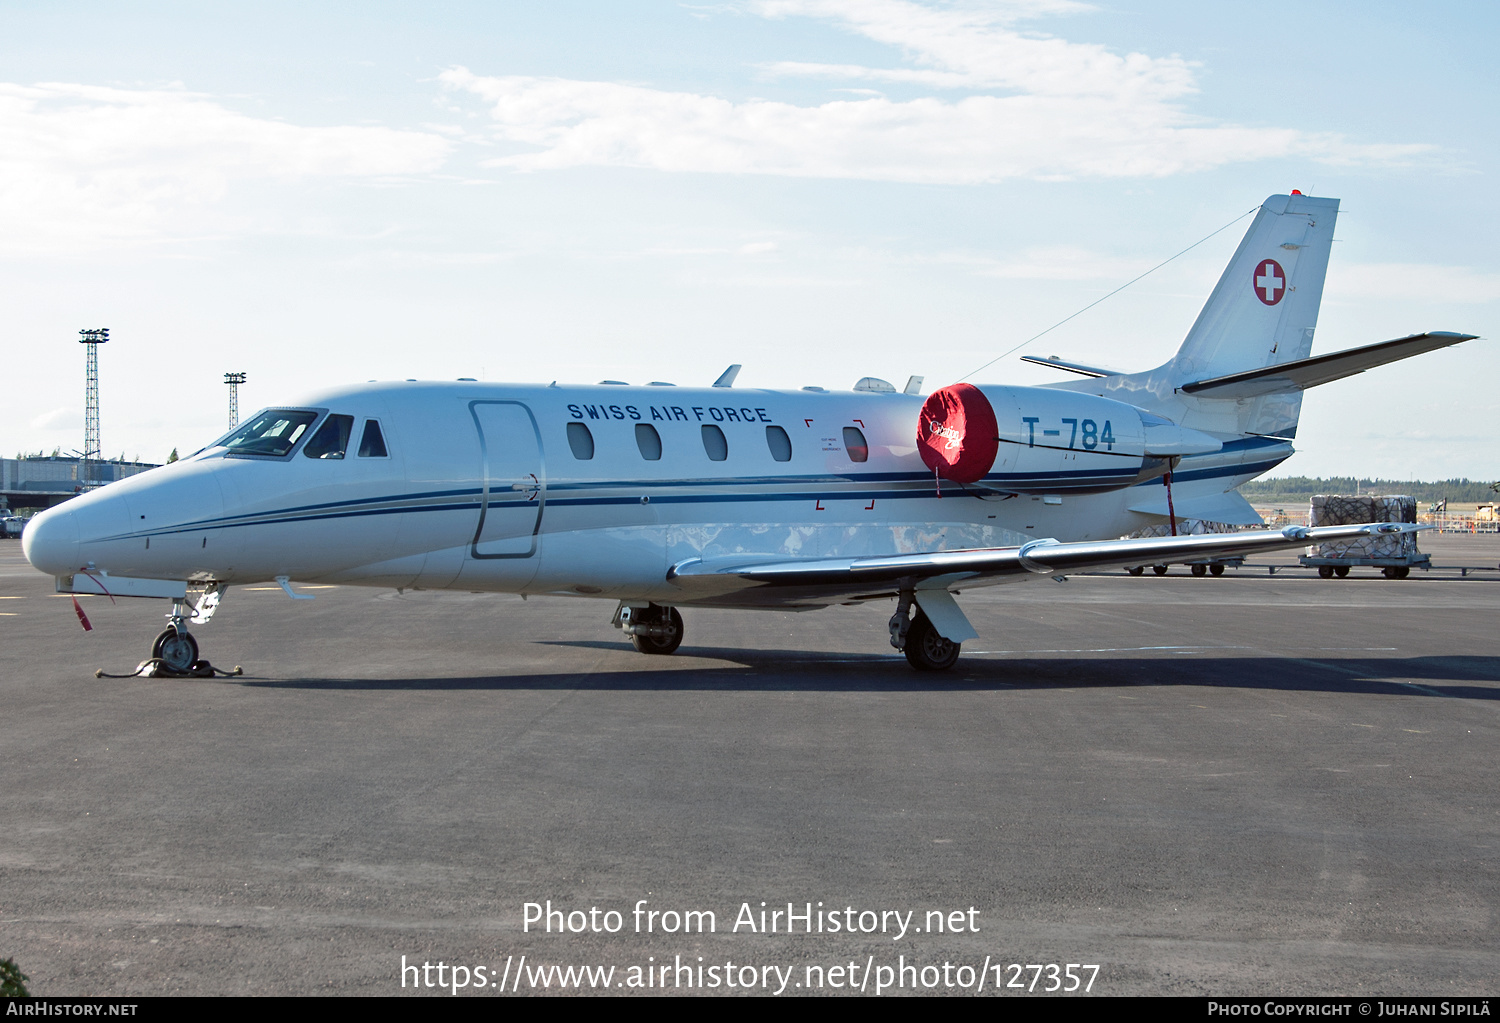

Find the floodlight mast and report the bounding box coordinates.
[224,372,247,430]
[78,328,108,491]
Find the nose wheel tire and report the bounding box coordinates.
[630,606,684,655]
[151,629,199,674]
[903,612,960,672]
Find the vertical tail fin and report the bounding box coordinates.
[1171,192,1338,436]
[1051,193,1339,438]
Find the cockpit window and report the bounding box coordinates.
[358,420,389,458]
[221,410,320,457]
[303,414,355,459]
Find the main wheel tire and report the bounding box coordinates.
[1191,563,1207,577]
[151,628,199,674]
[904,611,960,672]
[1334,565,1350,579]
[1209,563,1226,576]
[1127,566,1144,576]
[630,606,684,655]
[1152,564,1168,576]
[1318,566,1334,579]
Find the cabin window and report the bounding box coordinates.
[357,420,388,457]
[303,414,355,459]
[566,422,595,460]
[635,423,662,460]
[221,409,319,457]
[765,425,792,462]
[842,426,869,463]
[700,424,728,461]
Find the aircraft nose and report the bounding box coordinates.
[22,506,81,576]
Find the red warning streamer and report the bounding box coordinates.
[72,596,93,632]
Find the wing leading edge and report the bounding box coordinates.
[667,523,1419,604]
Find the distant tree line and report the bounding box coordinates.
[1241,477,1498,504]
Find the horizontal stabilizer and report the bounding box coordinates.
[1180,332,1477,398]
[1127,489,1263,525]
[1019,355,1117,378]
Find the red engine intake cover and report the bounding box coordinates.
[916,383,1000,484]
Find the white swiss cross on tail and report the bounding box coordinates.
[1254,258,1286,305]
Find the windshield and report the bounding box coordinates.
[221,409,320,457]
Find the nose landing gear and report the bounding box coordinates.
[95,586,242,679]
[151,623,200,673]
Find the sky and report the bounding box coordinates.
[3,0,1496,478]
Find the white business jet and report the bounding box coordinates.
[23,193,1475,673]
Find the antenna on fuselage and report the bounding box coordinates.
[712,365,742,388]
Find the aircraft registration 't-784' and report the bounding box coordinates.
[21,193,1477,673]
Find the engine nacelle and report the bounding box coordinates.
[918,384,1217,494]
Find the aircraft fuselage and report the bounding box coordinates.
[23,380,1288,609]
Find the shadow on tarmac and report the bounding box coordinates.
[232,649,1500,697]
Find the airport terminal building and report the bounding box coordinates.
[0,456,158,512]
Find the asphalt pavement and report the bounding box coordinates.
[1,537,1496,996]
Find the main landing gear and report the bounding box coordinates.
[615,603,684,655]
[889,592,961,672]
[613,594,965,671]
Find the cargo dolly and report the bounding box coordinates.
[1298,552,1430,579]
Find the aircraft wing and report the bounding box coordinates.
[666,523,1416,605]
[1179,332,1476,399]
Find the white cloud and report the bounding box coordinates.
[1331,263,1500,305]
[0,82,452,255]
[751,0,1190,99]
[29,407,77,430]
[442,0,1429,184]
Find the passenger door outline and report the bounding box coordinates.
[469,400,546,560]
